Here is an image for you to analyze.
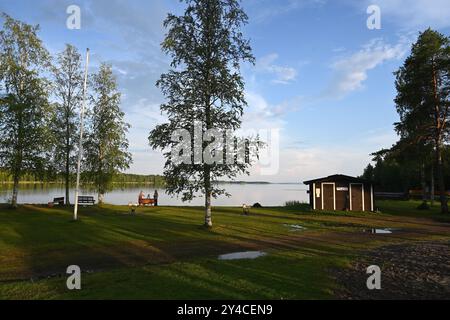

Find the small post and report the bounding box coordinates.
[73,48,90,221]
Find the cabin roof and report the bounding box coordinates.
[303,174,369,185]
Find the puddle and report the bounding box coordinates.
[218,251,267,261]
[284,224,306,231]
[364,228,395,234]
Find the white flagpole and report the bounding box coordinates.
[74,48,90,221]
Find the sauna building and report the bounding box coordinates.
[303,174,374,212]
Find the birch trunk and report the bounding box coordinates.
[11,172,19,208]
[204,167,212,227]
[65,145,70,205]
[98,192,104,205]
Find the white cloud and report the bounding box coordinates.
[242,146,372,183]
[123,98,167,175]
[241,126,399,183]
[325,37,409,99]
[256,53,298,84]
[283,147,369,180]
[243,91,302,131]
[365,128,397,145]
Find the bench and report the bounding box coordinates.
[53,197,65,205]
[77,196,95,206]
[139,198,155,206]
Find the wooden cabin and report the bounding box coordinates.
[303,175,374,212]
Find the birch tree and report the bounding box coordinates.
[0,14,51,208]
[84,63,132,204]
[149,0,255,227]
[51,44,83,205]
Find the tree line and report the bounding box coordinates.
[362,29,450,214]
[0,13,132,207]
[0,170,165,186]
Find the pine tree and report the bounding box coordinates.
[395,29,450,214]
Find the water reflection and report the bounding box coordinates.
[218,251,267,260]
[283,224,306,232]
[364,228,395,234]
[0,183,308,207]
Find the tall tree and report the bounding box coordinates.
[149,0,255,227]
[84,63,132,204]
[394,29,450,214]
[0,14,51,207]
[51,44,83,205]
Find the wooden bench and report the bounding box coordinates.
[139,198,155,206]
[77,196,95,206]
[53,197,65,205]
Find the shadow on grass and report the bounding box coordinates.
[1,202,449,288]
[1,248,344,300]
[0,204,241,281]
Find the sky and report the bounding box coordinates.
[1,0,450,183]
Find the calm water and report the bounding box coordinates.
[0,183,308,207]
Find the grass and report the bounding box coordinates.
[0,200,449,300]
[377,199,450,222]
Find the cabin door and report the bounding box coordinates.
[322,183,335,211]
[350,184,364,212]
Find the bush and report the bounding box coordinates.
[252,203,262,208]
[417,201,430,210]
[284,201,311,211]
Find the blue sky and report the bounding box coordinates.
[1,0,450,182]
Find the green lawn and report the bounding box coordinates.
[377,199,450,222]
[0,201,449,300]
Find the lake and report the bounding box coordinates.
[0,183,309,207]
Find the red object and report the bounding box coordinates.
[139,198,155,206]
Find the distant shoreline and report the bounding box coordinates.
[0,181,301,186]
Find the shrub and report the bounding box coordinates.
[417,201,430,210]
[284,201,311,211]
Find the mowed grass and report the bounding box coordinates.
[377,199,450,222]
[0,200,449,300]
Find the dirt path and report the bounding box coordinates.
[332,241,450,300]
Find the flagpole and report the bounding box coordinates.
[74,48,90,221]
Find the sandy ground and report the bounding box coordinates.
[332,241,450,300]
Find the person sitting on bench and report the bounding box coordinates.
[138,191,145,205]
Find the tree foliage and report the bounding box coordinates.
[84,63,132,203]
[394,29,450,213]
[0,13,52,207]
[149,0,255,227]
[51,44,83,205]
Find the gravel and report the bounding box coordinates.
[332,241,450,300]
